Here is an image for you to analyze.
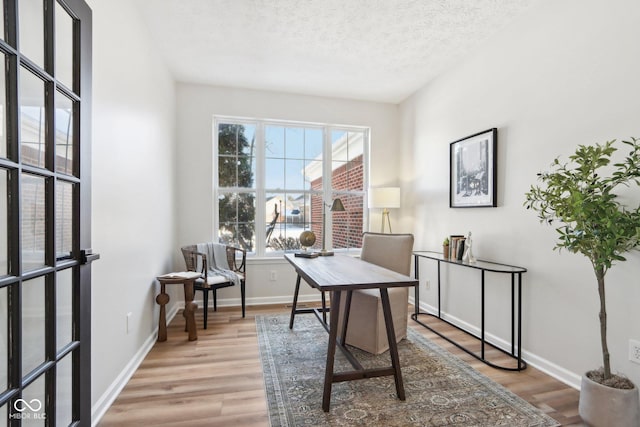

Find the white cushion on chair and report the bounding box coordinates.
[204,271,244,286]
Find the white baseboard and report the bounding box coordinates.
[197,294,324,308]
[409,297,581,390]
[523,348,582,389]
[91,303,181,426]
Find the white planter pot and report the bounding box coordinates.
[579,374,640,427]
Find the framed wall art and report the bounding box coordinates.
[450,128,497,208]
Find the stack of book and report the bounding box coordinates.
[449,235,466,260]
[294,251,319,258]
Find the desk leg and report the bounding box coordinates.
[323,290,341,412]
[289,275,302,329]
[321,291,327,324]
[340,290,353,346]
[183,280,198,341]
[380,288,405,401]
[156,283,169,342]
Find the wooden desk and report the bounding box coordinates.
[285,254,418,412]
[156,272,201,341]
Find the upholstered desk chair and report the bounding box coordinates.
[181,243,246,329]
[339,232,414,354]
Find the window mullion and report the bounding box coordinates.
[254,123,266,256]
[323,127,333,250]
[363,128,371,234]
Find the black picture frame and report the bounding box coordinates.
[450,128,497,208]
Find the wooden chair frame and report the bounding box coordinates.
[181,244,247,328]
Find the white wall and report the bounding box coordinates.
[400,0,640,388]
[87,0,178,419]
[175,84,400,304]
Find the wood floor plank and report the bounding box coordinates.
[98,304,584,426]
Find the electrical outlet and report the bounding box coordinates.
[629,339,640,364]
[126,312,132,334]
[424,280,430,290]
[269,271,277,281]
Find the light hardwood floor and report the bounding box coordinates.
[99,304,584,426]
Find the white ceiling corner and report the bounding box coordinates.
[131,0,537,104]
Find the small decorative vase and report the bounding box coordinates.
[579,374,640,427]
[443,245,450,259]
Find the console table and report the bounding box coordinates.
[412,251,527,371]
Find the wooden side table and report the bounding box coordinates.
[156,272,201,341]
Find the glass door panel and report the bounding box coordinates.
[56,355,73,426]
[19,0,45,68]
[55,180,73,259]
[56,268,73,350]
[20,68,46,169]
[21,173,46,271]
[0,169,7,276]
[0,1,4,42]
[21,374,46,425]
[55,93,74,175]
[21,276,46,377]
[55,2,74,89]
[0,287,7,390]
[0,53,6,159]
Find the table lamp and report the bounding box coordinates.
[318,198,345,256]
[368,187,400,233]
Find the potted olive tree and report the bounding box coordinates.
[524,137,640,427]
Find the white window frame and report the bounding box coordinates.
[213,115,370,257]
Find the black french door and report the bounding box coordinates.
[0,0,93,425]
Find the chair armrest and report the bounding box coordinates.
[183,249,209,276]
[225,246,247,274]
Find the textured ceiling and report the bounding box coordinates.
[132,0,536,103]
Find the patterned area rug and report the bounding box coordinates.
[257,314,559,427]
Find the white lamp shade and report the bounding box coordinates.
[368,187,401,209]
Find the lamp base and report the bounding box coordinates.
[317,250,334,256]
[380,210,392,233]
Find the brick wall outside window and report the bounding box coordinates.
[310,154,364,250]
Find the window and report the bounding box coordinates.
[215,117,368,256]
